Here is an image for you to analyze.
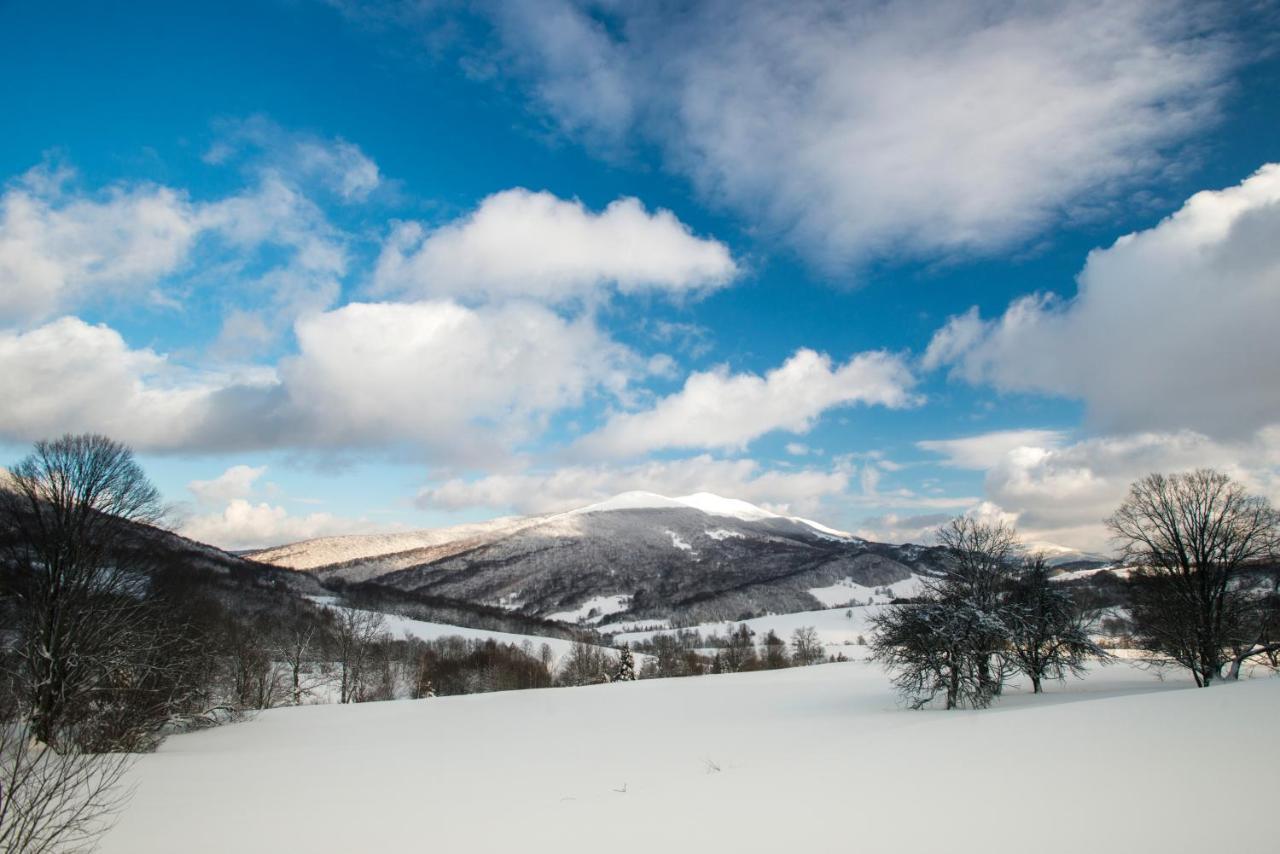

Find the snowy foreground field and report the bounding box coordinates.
[102,662,1277,854]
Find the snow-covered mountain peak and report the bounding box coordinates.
[572,490,856,540]
[569,491,691,514]
[673,492,780,521]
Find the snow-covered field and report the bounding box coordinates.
[807,573,924,607]
[308,599,600,665]
[101,662,1278,853]
[612,604,888,658]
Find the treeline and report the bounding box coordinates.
[619,622,834,679]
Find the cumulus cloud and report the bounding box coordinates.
[418,454,854,517]
[0,300,635,458]
[925,164,1280,437]
[279,299,633,452]
[0,317,248,450]
[0,165,201,324]
[578,348,918,458]
[373,189,737,303]
[483,0,1236,267]
[187,464,267,505]
[181,499,395,551]
[908,426,1280,551]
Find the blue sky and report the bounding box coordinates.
[2,0,1278,551]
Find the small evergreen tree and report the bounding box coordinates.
[613,647,637,682]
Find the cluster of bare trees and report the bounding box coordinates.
[869,517,1103,710]
[870,468,1280,709]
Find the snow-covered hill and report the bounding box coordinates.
[247,491,931,625]
[99,662,1279,854]
[248,491,859,572]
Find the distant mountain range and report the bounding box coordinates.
[246,491,1112,626]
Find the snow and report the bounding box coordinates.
[246,516,538,570]
[616,605,885,659]
[253,491,859,573]
[705,528,744,541]
[807,574,925,607]
[789,516,857,539]
[675,492,780,521]
[666,530,695,553]
[309,601,590,664]
[1021,540,1113,566]
[548,595,632,625]
[100,662,1279,854]
[377,612,585,662]
[1053,564,1130,582]
[572,491,690,514]
[601,617,671,634]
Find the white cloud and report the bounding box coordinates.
[902,426,1280,552]
[418,454,854,518]
[926,164,1280,437]
[0,317,240,450]
[853,511,954,545]
[206,117,382,202]
[279,299,634,453]
[180,498,395,551]
[0,152,354,337]
[0,299,635,459]
[917,429,1067,469]
[487,0,1235,267]
[187,464,267,505]
[374,189,737,303]
[578,348,918,458]
[0,165,200,324]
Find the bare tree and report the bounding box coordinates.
[933,516,1019,697]
[1108,470,1280,686]
[278,617,326,706]
[555,637,612,686]
[790,626,824,666]
[870,515,1021,709]
[0,435,167,747]
[0,719,134,854]
[868,600,991,709]
[332,608,387,703]
[1005,554,1106,693]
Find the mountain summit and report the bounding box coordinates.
[249,492,934,625]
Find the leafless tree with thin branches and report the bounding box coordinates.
[0,719,133,854]
[1107,469,1280,686]
[333,608,387,703]
[0,434,166,747]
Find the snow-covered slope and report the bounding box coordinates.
[1021,540,1113,567]
[245,491,902,624]
[250,491,858,573]
[245,516,542,571]
[100,662,1278,854]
